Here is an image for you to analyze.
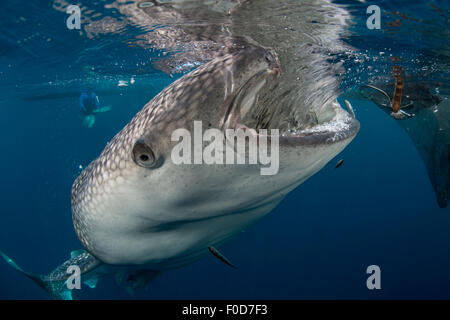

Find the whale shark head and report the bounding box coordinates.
[72,45,359,267]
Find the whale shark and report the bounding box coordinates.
[0,45,359,299]
[1,0,360,299]
[359,79,448,208]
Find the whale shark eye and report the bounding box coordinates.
[132,140,156,168]
[264,53,274,63]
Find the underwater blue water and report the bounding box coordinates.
[0,0,449,299]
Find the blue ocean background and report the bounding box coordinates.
[0,0,449,299]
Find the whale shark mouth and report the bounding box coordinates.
[277,102,360,146]
[224,66,360,146]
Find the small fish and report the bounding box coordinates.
[208,246,237,269]
[335,159,344,168]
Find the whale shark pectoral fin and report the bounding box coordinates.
[208,246,237,269]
